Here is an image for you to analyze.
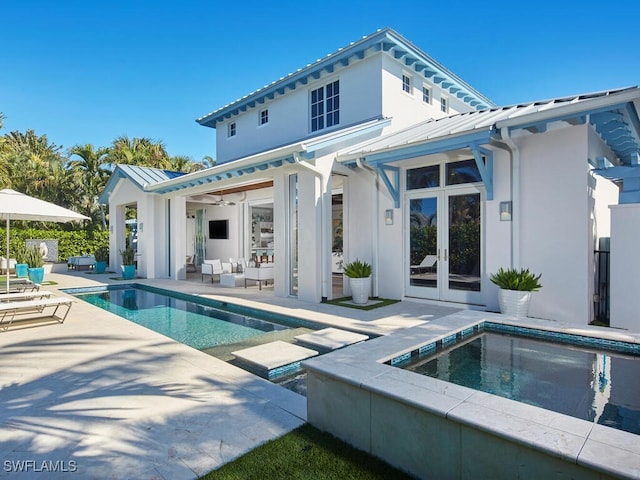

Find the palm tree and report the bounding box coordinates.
[0,130,65,201]
[68,144,112,226]
[107,135,171,168]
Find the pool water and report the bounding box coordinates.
[397,329,640,435]
[75,286,289,350]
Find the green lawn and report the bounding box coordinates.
[199,423,414,480]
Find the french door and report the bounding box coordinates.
[406,186,483,305]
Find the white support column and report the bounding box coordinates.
[610,204,640,331]
[137,195,152,278]
[170,195,187,280]
[273,172,288,298]
[297,169,322,302]
[110,204,126,273]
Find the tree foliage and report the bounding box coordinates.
[0,116,213,230]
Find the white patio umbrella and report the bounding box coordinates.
[0,189,90,292]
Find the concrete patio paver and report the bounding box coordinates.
[0,266,460,479]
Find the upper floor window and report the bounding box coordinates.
[259,109,269,125]
[440,97,448,113]
[311,80,340,132]
[402,74,412,94]
[228,122,236,137]
[422,86,431,104]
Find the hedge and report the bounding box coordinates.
[0,227,109,262]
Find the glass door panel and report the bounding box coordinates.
[444,191,482,303]
[407,195,439,298]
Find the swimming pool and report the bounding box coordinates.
[65,284,316,350]
[391,323,640,435]
[304,312,640,479]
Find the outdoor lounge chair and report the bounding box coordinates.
[0,297,74,331]
[244,264,274,290]
[411,254,438,274]
[0,257,17,274]
[0,290,53,302]
[186,254,197,273]
[2,279,40,293]
[201,259,224,282]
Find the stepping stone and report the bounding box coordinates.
[295,327,369,351]
[232,340,318,371]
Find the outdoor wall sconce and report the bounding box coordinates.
[500,201,512,221]
[385,209,394,225]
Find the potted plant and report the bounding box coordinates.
[343,258,372,305]
[25,245,45,285]
[120,247,136,280]
[12,241,29,278]
[490,267,542,317]
[94,246,109,274]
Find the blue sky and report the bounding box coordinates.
[1,0,639,162]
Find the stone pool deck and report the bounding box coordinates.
[304,310,640,479]
[0,268,459,479]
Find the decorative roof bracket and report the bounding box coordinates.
[470,144,494,200]
[376,164,401,208]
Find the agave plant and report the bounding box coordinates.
[490,268,542,292]
[343,259,372,278]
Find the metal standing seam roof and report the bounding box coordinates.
[196,27,496,128]
[95,117,393,200]
[336,87,640,165]
[97,165,186,204]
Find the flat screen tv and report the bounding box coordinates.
[208,220,229,239]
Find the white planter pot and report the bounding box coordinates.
[498,289,532,317]
[349,276,372,304]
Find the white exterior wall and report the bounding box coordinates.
[610,204,640,331]
[375,174,403,300]
[215,55,384,164]
[518,125,591,324]
[106,179,146,275]
[200,203,242,263]
[484,148,514,312]
[380,55,474,133]
[344,168,376,297]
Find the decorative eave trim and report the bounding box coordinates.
[196,28,495,128]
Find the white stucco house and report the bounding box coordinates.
[99,28,640,328]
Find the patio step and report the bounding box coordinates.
[294,327,369,351]
[231,340,318,379]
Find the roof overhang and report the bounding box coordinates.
[146,117,392,195]
[148,144,302,195]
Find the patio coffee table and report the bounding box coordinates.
[220,273,244,287]
[68,255,95,270]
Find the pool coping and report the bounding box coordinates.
[303,309,640,479]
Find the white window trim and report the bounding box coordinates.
[259,108,269,126]
[440,96,449,113]
[402,73,413,95]
[310,78,340,133]
[422,86,432,104]
[228,121,237,138]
